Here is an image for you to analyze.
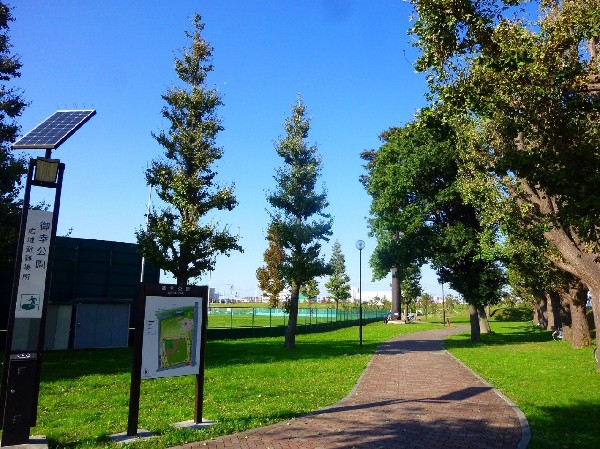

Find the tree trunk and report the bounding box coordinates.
[468,303,480,343]
[557,287,573,342]
[284,282,300,349]
[177,244,190,287]
[391,267,401,321]
[563,281,591,348]
[548,291,562,331]
[404,301,409,323]
[533,293,548,329]
[477,304,491,334]
[591,288,600,371]
[518,181,600,368]
[541,223,600,368]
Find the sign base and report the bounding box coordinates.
[108,430,154,445]
[172,419,216,430]
[1,435,47,449]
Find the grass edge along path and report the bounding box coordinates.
[445,321,600,449]
[1,321,441,449]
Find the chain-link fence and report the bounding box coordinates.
[207,306,387,329]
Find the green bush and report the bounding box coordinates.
[490,307,532,322]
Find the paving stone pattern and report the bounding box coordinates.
[174,326,528,449]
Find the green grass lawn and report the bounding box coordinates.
[445,321,600,449]
[3,317,599,449]
[2,321,440,449]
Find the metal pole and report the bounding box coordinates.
[127,282,146,436]
[442,282,446,325]
[194,288,209,424]
[359,248,363,347]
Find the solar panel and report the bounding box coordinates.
[12,110,96,150]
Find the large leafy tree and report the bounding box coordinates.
[256,224,286,308]
[0,2,27,270]
[136,14,241,286]
[362,109,504,342]
[325,240,351,310]
[409,0,600,363]
[267,95,332,349]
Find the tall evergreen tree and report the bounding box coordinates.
[268,95,332,349]
[136,14,241,286]
[325,240,351,310]
[0,2,27,269]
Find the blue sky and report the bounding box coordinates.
[9,0,450,299]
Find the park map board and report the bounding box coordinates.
[157,305,197,371]
[141,296,201,379]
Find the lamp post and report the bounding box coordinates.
[441,281,446,326]
[0,110,95,446]
[355,240,365,347]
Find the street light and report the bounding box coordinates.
[441,280,446,326]
[1,110,95,446]
[355,240,365,347]
[33,157,60,184]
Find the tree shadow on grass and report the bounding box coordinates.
[205,338,375,368]
[444,326,552,350]
[523,400,600,449]
[0,348,133,382]
[0,338,373,382]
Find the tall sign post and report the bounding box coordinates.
[0,158,64,446]
[0,110,95,446]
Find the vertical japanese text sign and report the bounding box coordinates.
[14,209,53,318]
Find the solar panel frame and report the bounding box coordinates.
[12,110,96,150]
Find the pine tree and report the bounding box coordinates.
[0,2,27,269]
[268,95,332,349]
[325,240,351,310]
[136,14,241,286]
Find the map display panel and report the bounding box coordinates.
[141,296,202,379]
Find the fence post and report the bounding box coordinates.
[252,307,255,328]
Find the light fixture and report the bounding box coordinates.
[34,157,60,183]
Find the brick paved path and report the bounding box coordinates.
[175,326,529,449]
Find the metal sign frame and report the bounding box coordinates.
[127,283,209,436]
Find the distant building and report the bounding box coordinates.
[350,287,391,306]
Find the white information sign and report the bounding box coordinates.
[141,296,202,379]
[15,209,53,318]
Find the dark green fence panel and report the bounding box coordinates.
[205,307,385,340]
